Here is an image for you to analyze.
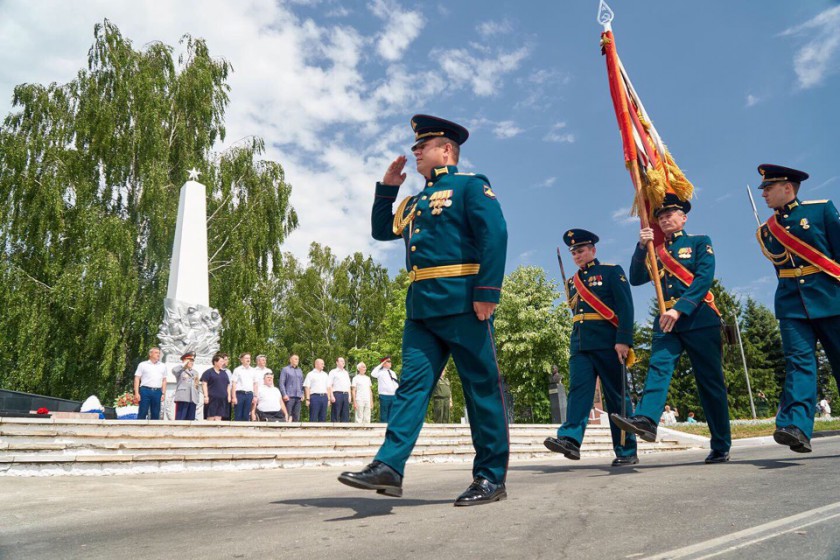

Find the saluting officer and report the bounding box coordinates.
[339,115,510,506]
[755,164,840,452]
[611,194,732,464]
[544,229,638,466]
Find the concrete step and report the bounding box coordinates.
[0,418,698,476]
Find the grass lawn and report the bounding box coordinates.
[669,419,840,439]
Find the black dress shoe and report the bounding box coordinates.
[453,477,507,507]
[338,461,403,497]
[611,455,639,467]
[773,425,812,453]
[610,414,657,443]
[544,436,581,460]
[704,450,730,464]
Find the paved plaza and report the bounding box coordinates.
[2,436,840,559]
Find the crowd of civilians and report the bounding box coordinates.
[133,346,402,423]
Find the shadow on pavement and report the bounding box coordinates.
[508,462,676,475]
[272,496,453,521]
[510,453,840,475]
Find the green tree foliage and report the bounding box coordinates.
[270,243,392,370]
[739,298,785,413]
[0,21,296,400]
[493,266,571,422]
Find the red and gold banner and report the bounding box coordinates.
[600,28,694,245]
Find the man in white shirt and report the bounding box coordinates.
[328,357,352,423]
[352,362,373,424]
[252,354,273,421]
[371,357,399,422]
[231,353,258,422]
[303,358,329,422]
[660,405,679,426]
[133,347,168,420]
[819,398,832,418]
[256,372,289,421]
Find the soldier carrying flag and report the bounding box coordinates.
[595,1,731,463]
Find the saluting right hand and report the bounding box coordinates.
[639,227,654,247]
[382,155,407,186]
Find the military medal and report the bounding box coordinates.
[429,190,453,216]
[678,247,692,259]
[800,218,810,230]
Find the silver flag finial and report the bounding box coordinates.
[597,0,614,29]
[188,167,201,181]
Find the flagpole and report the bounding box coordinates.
[629,160,668,314]
[599,0,666,314]
[733,311,757,419]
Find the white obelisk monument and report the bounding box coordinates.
[157,168,223,419]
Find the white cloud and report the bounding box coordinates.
[518,249,535,262]
[369,0,424,62]
[611,207,636,225]
[780,6,840,89]
[745,94,761,107]
[0,0,530,265]
[543,122,575,143]
[435,45,529,96]
[811,176,838,191]
[476,19,513,36]
[466,116,524,139]
[492,120,524,139]
[732,275,775,302]
[531,177,557,189]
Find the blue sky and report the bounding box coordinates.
[1,0,838,321]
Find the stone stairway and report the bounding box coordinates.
[0,417,698,476]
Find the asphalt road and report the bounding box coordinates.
[2,437,840,560]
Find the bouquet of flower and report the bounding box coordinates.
[114,391,139,408]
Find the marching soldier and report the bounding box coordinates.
[755,164,840,452]
[339,115,510,506]
[544,229,638,466]
[611,194,732,464]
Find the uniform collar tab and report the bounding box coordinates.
[430,165,457,183]
[581,258,599,270]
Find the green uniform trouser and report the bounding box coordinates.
[432,398,451,423]
[375,313,509,484]
[636,326,731,453]
[557,349,637,458]
[778,316,840,439]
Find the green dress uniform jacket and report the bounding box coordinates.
[370,165,510,484]
[629,231,720,333]
[372,165,506,319]
[759,199,840,319]
[568,260,634,351]
[557,259,637,458]
[628,230,731,453]
[759,198,840,439]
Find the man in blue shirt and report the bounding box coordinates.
[279,354,304,422]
